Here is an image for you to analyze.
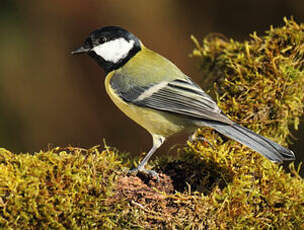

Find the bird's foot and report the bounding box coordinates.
[188,133,214,149]
[128,167,159,181]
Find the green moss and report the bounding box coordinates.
[191,17,304,146]
[0,146,130,229]
[0,18,304,229]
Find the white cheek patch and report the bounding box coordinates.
[92,38,135,63]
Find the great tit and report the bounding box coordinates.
[72,26,295,177]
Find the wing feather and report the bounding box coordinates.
[110,75,232,124]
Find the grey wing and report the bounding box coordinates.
[111,75,232,124]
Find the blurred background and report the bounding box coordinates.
[0,0,303,170]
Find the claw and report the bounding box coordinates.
[188,133,214,149]
[128,167,159,181]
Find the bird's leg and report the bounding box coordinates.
[128,135,165,179]
[188,131,214,148]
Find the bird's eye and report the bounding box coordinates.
[100,37,107,43]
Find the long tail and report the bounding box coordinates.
[203,121,295,162]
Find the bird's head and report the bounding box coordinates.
[72,26,141,73]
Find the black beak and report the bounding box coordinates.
[71,46,90,55]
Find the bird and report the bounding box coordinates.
[71,26,295,177]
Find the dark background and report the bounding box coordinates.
[0,0,303,169]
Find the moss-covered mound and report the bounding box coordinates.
[0,18,304,229]
[191,17,303,145]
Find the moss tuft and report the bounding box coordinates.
[191,17,304,146]
[0,18,304,229]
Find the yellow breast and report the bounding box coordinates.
[104,72,194,137]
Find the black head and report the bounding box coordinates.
[72,26,141,73]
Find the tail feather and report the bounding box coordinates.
[203,122,295,162]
